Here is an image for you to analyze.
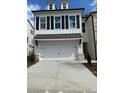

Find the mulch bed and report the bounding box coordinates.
[83,63,97,76]
[27,55,37,68]
[27,61,36,68]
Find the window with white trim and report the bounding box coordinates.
[69,16,76,28]
[40,17,46,29]
[49,4,53,10]
[63,3,67,9]
[55,16,61,29]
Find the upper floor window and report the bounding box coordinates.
[40,17,46,29]
[69,16,76,28]
[55,16,61,29]
[63,3,67,9]
[49,4,53,10]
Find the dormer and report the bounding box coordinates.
[60,0,69,9]
[47,0,56,10]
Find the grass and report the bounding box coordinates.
[83,63,97,76]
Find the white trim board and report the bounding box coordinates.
[34,38,82,41]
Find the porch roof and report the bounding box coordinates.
[34,33,82,40]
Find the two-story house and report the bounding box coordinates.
[27,20,34,56]
[32,0,84,61]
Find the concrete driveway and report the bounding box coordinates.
[28,61,97,93]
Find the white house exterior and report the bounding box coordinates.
[32,0,84,61]
[82,12,97,60]
[27,20,34,56]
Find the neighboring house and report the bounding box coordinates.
[32,0,84,61]
[82,11,97,60]
[27,20,34,56]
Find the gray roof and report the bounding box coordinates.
[34,33,82,39]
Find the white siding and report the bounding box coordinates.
[33,10,84,61]
[27,20,34,56]
[35,29,81,35]
[82,17,88,42]
[85,16,96,60]
[34,12,82,35]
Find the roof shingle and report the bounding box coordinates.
[34,33,82,39]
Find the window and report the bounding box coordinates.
[82,23,85,33]
[70,16,76,28]
[63,3,67,9]
[40,17,46,29]
[49,4,53,10]
[55,16,61,29]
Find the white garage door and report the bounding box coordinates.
[40,44,78,61]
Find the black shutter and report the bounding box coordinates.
[76,15,80,29]
[82,23,85,33]
[36,17,39,30]
[51,16,54,29]
[62,16,65,29]
[47,16,50,30]
[65,16,69,29]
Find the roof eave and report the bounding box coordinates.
[32,8,85,14]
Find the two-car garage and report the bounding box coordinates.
[34,34,83,61]
[39,43,78,61]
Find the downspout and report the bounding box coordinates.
[91,15,97,60]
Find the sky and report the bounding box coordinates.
[27,0,97,24]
